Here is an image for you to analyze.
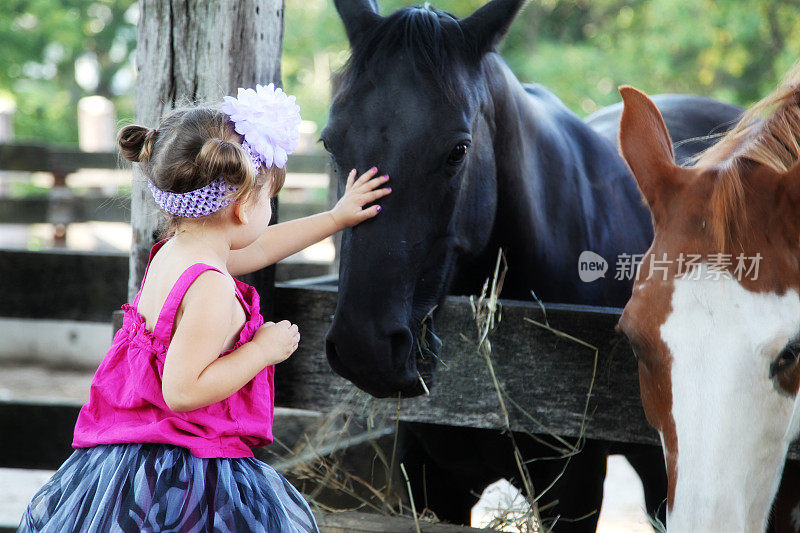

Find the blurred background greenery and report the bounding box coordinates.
[2,0,799,144]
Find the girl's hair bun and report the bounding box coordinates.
[196,137,254,187]
[117,125,155,162]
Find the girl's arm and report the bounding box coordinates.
[161,271,298,412]
[228,167,391,277]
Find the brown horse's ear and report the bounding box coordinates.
[618,86,682,211]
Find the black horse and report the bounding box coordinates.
[321,0,743,529]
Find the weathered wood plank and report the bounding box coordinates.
[0,249,128,321]
[0,195,131,224]
[0,144,119,173]
[0,512,484,533]
[286,153,329,175]
[0,144,327,175]
[47,147,120,174]
[313,511,488,532]
[0,250,327,320]
[0,401,80,470]
[272,286,658,445]
[275,262,331,282]
[0,197,47,223]
[0,196,326,225]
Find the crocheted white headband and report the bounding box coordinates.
[149,83,302,217]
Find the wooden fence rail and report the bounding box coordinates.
[0,143,327,175]
[0,249,329,321]
[0,248,127,321]
[0,143,329,243]
[0,196,327,226]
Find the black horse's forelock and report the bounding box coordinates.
[334,5,472,104]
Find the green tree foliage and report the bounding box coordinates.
[284,0,800,128]
[4,0,799,142]
[0,0,137,142]
[503,0,800,115]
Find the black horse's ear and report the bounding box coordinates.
[334,0,382,46]
[460,0,527,57]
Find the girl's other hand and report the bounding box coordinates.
[329,167,391,229]
[252,320,300,366]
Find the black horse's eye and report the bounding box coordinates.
[770,341,800,379]
[447,142,469,165]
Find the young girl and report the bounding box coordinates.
[17,84,391,532]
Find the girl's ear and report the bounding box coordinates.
[618,86,683,211]
[233,199,249,225]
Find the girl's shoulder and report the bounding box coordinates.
[150,239,233,288]
[136,240,236,331]
[179,268,238,309]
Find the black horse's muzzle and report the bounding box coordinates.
[325,315,443,398]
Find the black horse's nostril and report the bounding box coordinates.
[325,325,424,397]
[325,336,360,388]
[326,335,380,395]
[324,337,342,373]
[325,338,336,362]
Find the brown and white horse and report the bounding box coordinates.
[616,64,800,532]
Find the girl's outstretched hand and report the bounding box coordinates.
[252,320,300,366]
[329,166,391,229]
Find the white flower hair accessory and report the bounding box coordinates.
[221,83,302,171]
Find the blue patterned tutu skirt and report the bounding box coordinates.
[17,443,319,532]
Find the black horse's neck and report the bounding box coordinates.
[472,55,653,305]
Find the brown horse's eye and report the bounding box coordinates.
[627,339,643,361]
[770,342,800,379]
[616,320,642,361]
[447,142,469,165]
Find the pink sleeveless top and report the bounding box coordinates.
[72,239,274,458]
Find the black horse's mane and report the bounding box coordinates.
[334,5,471,103]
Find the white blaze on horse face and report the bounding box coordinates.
[662,266,800,532]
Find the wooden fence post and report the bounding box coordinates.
[131,0,284,309]
[0,99,14,143]
[0,99,15,197]
[78,96,117,153]
[48,172,71,247]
